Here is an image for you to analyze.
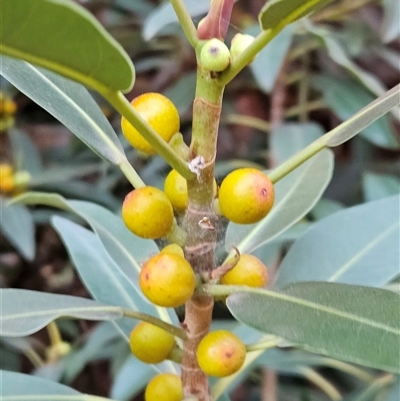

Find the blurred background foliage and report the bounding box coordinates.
[0,0,399,400]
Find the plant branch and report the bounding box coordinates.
[322,358,375,383]
[118,158,146,188]
[100,89,195,180]
[301,367,341,400]
[122,309,187,340]
[170,0,199,48]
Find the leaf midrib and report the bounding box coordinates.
[231,287,400,334]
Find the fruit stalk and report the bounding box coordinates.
[181,66,225,400]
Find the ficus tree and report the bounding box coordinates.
[0,0,399,400]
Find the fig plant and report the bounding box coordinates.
[0,0,399,401]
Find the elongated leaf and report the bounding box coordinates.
[226,282,400,373]
[225,149,333,254]
[9,129,43,174]
[386,377,400,401]
[320,83,400,148]
[0,200,35,260]
[362,172,400,202]
[0,370,116,400]
[0,56,125,164]
[259,0,334,30]
[62,322,120,383]
[52,216,140,312]
[0,289,122,337]
[275,195,400,288]
[382,0,400,42]
[307,24,391,100]
[248,24,295,93]
[0,0,134,92]
[143,0,210,40]
[12,192,176,324]
[313,75,399,149]
[270,122,324,165]
[110,356,156,400]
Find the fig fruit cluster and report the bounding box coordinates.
[120,91,274,395]
[199,33,256,73]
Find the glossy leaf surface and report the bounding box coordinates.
[0,0,134,92]
[227,282,400,373]
[225,149,333,255]
[275,195,400,288]
[259,0,334,30]
[0,56,125,164]
[0,289,122,337]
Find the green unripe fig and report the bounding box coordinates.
[200,38,230,72]
[230,33,255,61]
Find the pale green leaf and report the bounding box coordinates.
[248,24,295,93]
[386,377,400,401]
[225,149,333,255]
[12,192,175,325]
[275,195,400,288]
[259,0,334,30]
[143,0,210,40]
[227,282,400,373]
[0,0,134,92]
[270,122,324,165]
[0,56,125,164]
[382,0,400,42]
[0,370,117,400]
[0,200,35,260]
[362,172,400,202]
[0,289,122,337]
[313,75,400,149]
[9,129,42,174]
[52,216,141,313]
[306,23,391,100]
[110,356,156,400]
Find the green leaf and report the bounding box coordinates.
[0,200,35,261]
[0,289,122,337]
[382,0,400,42]
[110,356,156,400]
[259,0,334,30]
[9,129,42,174]
[307,24,391,100]
[62,322,120,383]
[0,56,126,164]
[362,172,400,202]
[12,192,176,325]
[225,149,333,254]
[0,0,134,92]
[275,195,400,288]
[270,122,324,165]
[0,370,117,400]
[143,0,210,40]
[386,377,400,401]
[248,24,295,93]
[226,282,400,373]
[52,216,143,314]
[313,75,399,149]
